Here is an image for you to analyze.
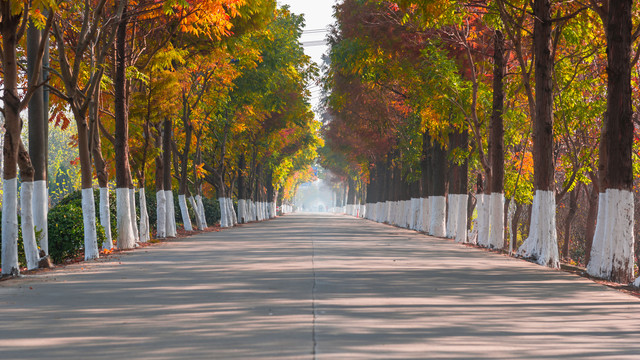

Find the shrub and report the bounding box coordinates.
[202,197,221,226]
[48,203,106,263]
[56,189,117,240]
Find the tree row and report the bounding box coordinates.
[0,0,320,276]
[320,0,637,284]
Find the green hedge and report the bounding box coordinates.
[48,203,106,263]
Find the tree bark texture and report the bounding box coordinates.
[490,29,505,193]
[27,21,46,183]
[163,118,173,191]
[532,0,554,191]
[604,0,633,190]
[114,1,132,189]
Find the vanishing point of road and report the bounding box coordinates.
[1,213,640,359]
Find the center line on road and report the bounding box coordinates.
[311,234,318,359]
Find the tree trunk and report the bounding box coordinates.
[91,95,113,249]
[510,201,523,250]
[163,118,176,237]
[178,96,193,231]
[114,1,135,250]
[430,140,447,237]
[19,140,38,270]
[562,186,579,260]
[419,133,431,232]
[517,0,559,268]
[27,21,48,260]
[73,108,100,261]
[488,29,505,250]
[590,0,635,284]
[1,7,24,276]
[266,169,275,218]
[155,150,166,238]
[237,155,247,223]
[584,183,598,264]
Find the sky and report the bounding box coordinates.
[278,0,337,112]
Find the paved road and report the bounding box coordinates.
[1,213,640,359]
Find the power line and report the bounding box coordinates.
[302,40,327,47]
[303,28,328,34]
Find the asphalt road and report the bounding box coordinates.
[1,213,639,359]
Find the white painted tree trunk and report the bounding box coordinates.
[196,195,208,228]
[165,191,177,237]
[116,188,135,250]
[517,190,559,268]
[228,198,234,225]
[430,196,446,237]
[99,187,113,249]
[178,194,193,231]
[390,202,397,224]
[219,198,229,228]
[507,198,516,253]
[420,198,430,233]
[129,189,140,242]
[129,188,139,242]
[139,189,150,242]
[2,178,19,275]
[392,202,399,224]
[403,200,410,228]
[588,189,634,281]
[415,199,423,230]
[455,194,468,243]
[476,194,490,247]
[254,200,259,220]
[446,194,459,239]
[390,201,400,226]
[238,199,246,223]
[587,193,607,276]
[371,203,376,221]
[412,198,421,230]
[488,193,505,249]
[33,180,48,255]
[82,188,100,260]
[400,200,411,229]
[467,199,479,245]
[20,181,39,270]
[188,196,202,230]
[382,201,389,223]
[156,190,167,238]
[229,198,238,224]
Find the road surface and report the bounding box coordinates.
[1,213,640,359]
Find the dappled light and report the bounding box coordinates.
[3,214,640,359]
